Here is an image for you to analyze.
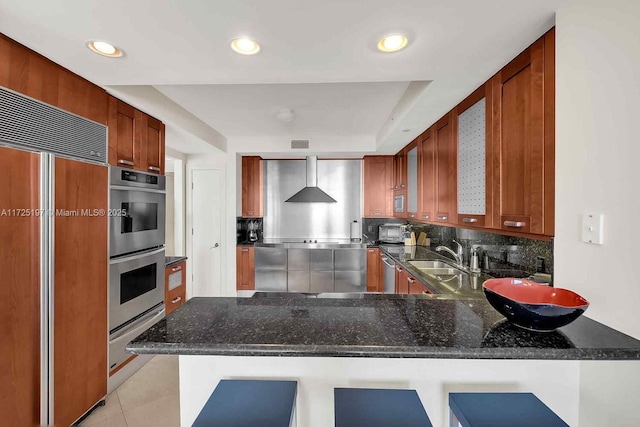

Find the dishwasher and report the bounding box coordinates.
[382,255,396,294]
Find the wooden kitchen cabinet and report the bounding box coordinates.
[454,83,493,228]
[491,29,555,236]
[165,261,187,315]
[107,95,166,174]
[363,156,394,217]
[236,246,255,290]
[241,156,264,218]
[0,33,108,125]
[366,248,380,292]
[395,265,408,294]
[405,141,420,220]
[394,149,407,191]
[434,112,456,224]
[418,127,436,222]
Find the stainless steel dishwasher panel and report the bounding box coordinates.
[334,249,366,271]
[255,247,288,270]
[255,271,288,292]
[310,271,334,293]
[255,247,288,291]
[288,248,310,271]
[382,256,396,293]
[310,249,333,270]
[287,271,310,292]
[334,271,366,292]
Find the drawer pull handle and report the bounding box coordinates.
[462,218,478,223]
[148,166,161,172]
[396,267,403,273]
[171,296,182,304]
[118,159,134,166]
[242,249,249,252]
[437,216,448,221]
[172,265,182,272]
[407,277,415,284]
[401,184,406,188]
[422,215,430,219]
[504,221,526,228]
[409,214,415,218]
[247,211,254,215]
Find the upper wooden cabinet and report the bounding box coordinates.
[0,34,107,125]
[491,29,555,236]
[405,141,419,219]
[142,115,165,174]
[434,113,456,224]
[454,83,493,228]
[241,156,264,218]
[363,156,393,217]
[107,96,165,175]
[418,128,436,222]
[393,150,407,190]
[236,246,255,290]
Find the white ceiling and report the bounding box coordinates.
[0,0,563,154]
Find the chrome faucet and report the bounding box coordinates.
[436,240,464,265]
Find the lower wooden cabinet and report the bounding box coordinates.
[165,261,186,315]
[236,246,255,290]
[366,248,380,292]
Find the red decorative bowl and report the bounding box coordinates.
[483,278,589,332]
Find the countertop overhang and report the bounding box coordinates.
[127,294,640,360]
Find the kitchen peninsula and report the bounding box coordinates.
[128,295,640,426]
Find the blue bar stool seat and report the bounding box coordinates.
[192,379,297,427]
[449,392,569,427]
[335,388,433,427]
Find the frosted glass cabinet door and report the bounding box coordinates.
[457,96,487,226]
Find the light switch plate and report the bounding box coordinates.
[582,212,604,244]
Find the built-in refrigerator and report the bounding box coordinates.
[0,86,109,426]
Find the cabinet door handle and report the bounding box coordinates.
[172,265,182,272]
[118,159,134,166]
[171,296,182,304]
[396,267,403,273]
[373,212,382,216]
[504,221,526,228]
[422,215,430,220]
[242,248,249,252]
[409,214,415,218]
[148,166,161,172]
[462,218,478,223]
[437,216,448,221]
[407,277,415,284]
[368,249,375,253]
[247,211,254,215]
[401,184,406,188]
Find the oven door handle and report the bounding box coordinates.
[109,305,166,344]
[109,247,166,264]
[110,185,166,195]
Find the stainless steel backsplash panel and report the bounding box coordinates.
[264,159,362,240]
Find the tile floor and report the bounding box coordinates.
[79,355,180,427]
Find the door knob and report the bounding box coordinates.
[210,243,219,249]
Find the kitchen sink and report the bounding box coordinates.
[408,260,453,269]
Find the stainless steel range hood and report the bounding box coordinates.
[285,156,337,203]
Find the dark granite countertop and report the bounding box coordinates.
[165,256,188,267]
[127,294,640,360]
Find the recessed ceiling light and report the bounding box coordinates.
[377,34,408,53]
[230,37,261,55]
[86,40,123,58]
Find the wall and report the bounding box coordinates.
[556,1,640,425]
[165,172,175,254]
[555,0,640,339]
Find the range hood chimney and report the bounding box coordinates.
[285,156,337,203]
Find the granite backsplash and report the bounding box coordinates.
[363,218,553,278]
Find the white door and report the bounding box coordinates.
[192,169,223,297]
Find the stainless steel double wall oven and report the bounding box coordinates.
[108,166,166,371]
